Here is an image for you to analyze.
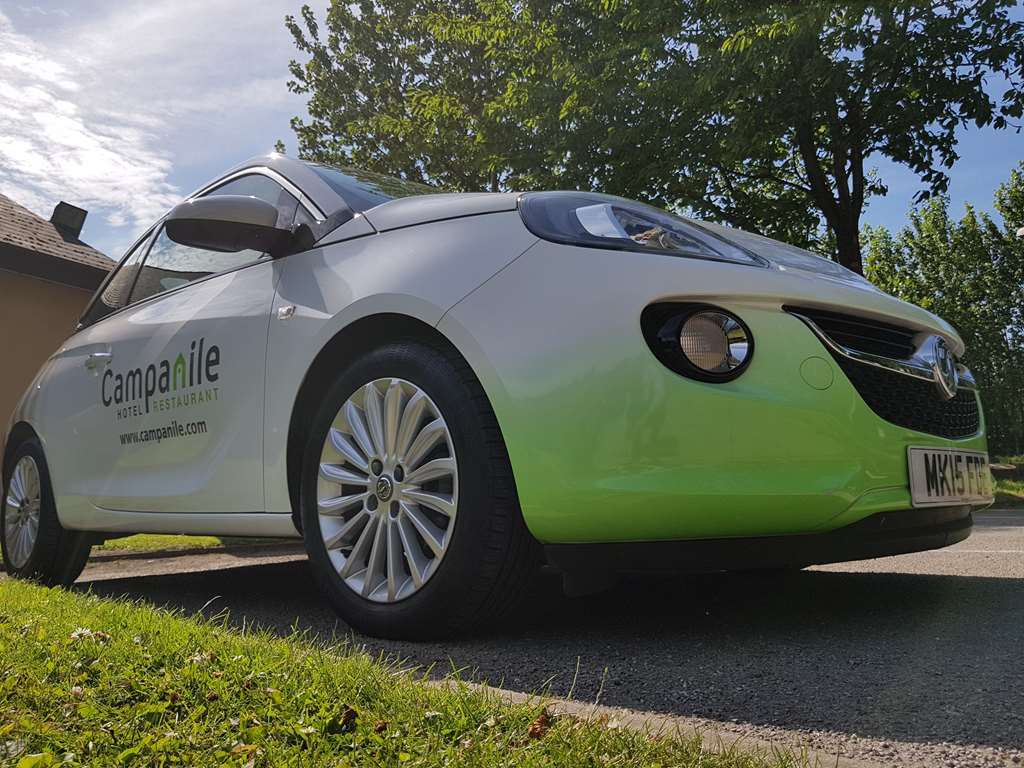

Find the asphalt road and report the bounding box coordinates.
[75,511,1024,768]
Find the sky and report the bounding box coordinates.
[867,124,1023,233]
[0,1,1021,260]
[0,1,318,258]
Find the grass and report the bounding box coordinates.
[994,477,1024,508]
[93,534,225,553]
[990,456,1024,508]
[994,455,1024,466]
[0,581,798,768]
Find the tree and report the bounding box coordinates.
[285,1,1024,272]
[674,1,1024,273]
[284,1,548,191]
[865,163,1024,455]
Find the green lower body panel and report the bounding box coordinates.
[503,307,988,543]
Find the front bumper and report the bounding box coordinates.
[545,505,974,574]
[519,303,989,543]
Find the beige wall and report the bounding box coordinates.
[0,269,94,444]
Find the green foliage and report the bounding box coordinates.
[670,1,1024,271]
[284,1,547,192]
[0,581,797,767]
[284,1,1023,273]
[865,163,1024,455]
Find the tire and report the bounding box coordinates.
[735,565,806,578]
[2,437,92,586]
[300,339,540,639]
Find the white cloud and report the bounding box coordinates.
[14,5,70,17]
[0,10,180,238]
[0,2,310,256]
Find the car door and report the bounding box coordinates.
[51,174,303,516]
[32,231,155,527]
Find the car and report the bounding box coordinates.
[2,154,993,638]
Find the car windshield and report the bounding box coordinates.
[307,163,438,212]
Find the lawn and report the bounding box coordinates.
[94,534,225,553]
[991,456,1024,508]
[995,477,1024,508]
[0,581,798,768]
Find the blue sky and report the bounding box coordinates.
[866,122,1023,234]
[0,2,1021,260]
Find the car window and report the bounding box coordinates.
[128,174,299,306]
[78,232,152,328]
[308,163,436,211]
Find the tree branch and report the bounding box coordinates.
[712,163,813,195]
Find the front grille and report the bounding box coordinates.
[786,307,981,439]
[833,357,980,439]
[785,306,918,359]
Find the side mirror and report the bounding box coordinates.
[164,195,292,256]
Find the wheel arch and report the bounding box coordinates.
[284,312,494,532]
[3,421,40,481]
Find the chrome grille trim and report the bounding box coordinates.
[788,311,977,392]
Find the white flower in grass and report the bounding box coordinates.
[69,628,111,643]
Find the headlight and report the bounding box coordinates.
[642,304,754,382]
[519,191,767,267]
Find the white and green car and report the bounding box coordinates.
[2,154,992,638]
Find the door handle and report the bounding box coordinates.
[84,352,113,371]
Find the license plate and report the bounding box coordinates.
[907,447,993,507]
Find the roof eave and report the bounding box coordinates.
[0,241,110,291]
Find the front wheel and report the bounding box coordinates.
[2,437,92,585]
[300,340,539,639]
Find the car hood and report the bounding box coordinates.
[362,192,520,232]
[695,221,876,291]
[365,191,869,295]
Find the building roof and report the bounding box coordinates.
[0,192,113,290]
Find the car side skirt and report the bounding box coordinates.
[544,505,973,575]
[75,508,301,538]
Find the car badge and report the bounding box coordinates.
[375,476,394,502]
[929,336,958,401]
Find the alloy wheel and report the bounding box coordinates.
[316,378,458,603]
[4,456,41,569]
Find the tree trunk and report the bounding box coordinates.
[794,119,867,276]
[833,219,864,275]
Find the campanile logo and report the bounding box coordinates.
[101,337,221,419]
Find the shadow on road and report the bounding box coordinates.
[78,559,1024,752]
